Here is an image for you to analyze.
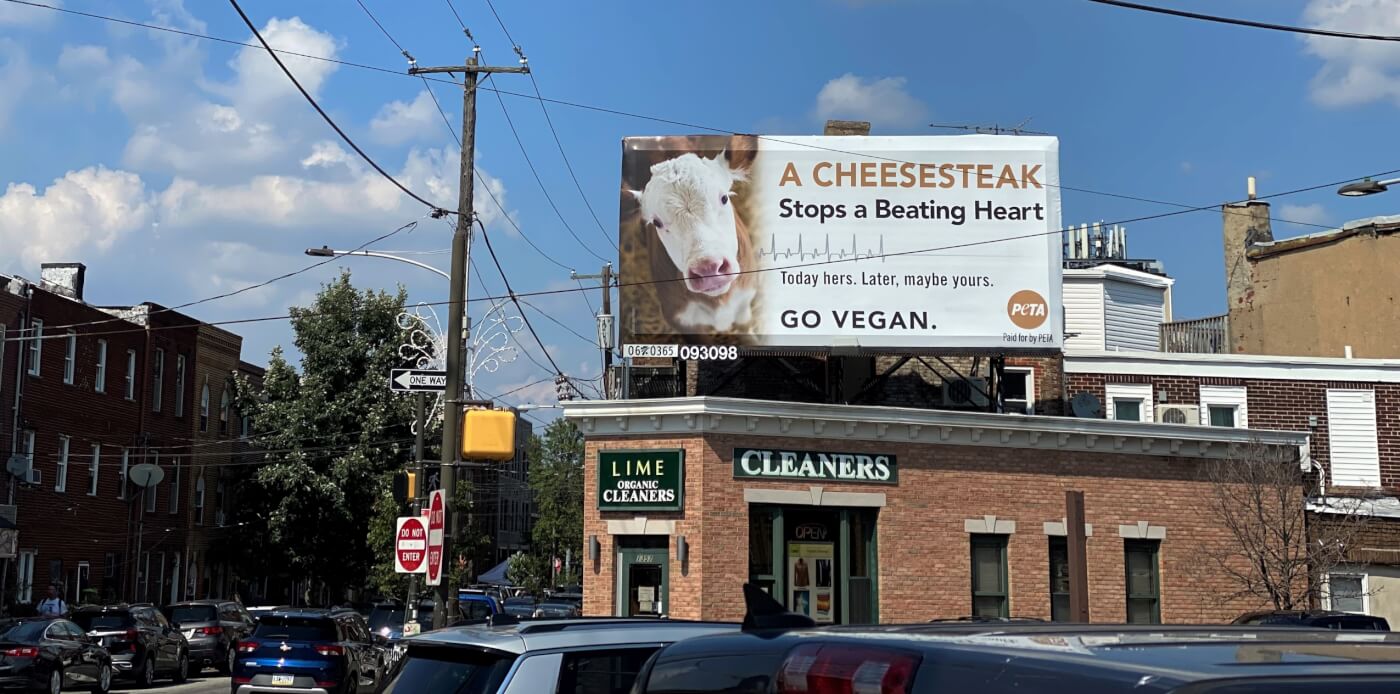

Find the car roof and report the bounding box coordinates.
[406,619,738,656]
[165,600,226,607]
[263,608,335,619]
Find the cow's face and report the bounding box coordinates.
[630,152,746,296]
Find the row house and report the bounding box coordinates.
[1065,349,1400,624]
[0,264,248,609]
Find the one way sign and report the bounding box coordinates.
[390,368,449,393]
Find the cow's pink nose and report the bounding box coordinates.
[685,257,735,294]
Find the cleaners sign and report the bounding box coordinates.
[619,135,1063,351]
[598,450,684,512]
[734,448,898,484]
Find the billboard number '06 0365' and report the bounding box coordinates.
[624,344,738,360]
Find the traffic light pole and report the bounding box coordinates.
[410,55,528,629]
[405,392,425,627]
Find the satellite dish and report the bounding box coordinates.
[5,455,29,478]
[128,463,165,488]
[1071,392,1102,419]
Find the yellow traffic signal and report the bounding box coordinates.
[461,408,516,461]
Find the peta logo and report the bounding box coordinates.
[1006,290,1049,329]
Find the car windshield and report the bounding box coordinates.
[253,616,337,641]
[70,613,132,631]
[368,604,432,633]
[382,645,515,694]
[163,605,217,624]
[0,621,48,642]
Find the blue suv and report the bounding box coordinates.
[231,608,386,694]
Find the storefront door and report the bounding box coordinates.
[616,537,669,618]
[749,506,879,624]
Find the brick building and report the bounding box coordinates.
[0,265,255,608]
[564,397,1308,624]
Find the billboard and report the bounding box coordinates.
[619,135,1063,351]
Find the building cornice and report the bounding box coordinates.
[1066,350,1400,383]
[563,397,1309,462]
[1063,265,1174,289]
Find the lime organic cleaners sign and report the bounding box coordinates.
[598,450,684,512]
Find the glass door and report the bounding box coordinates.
[616,537,669,618]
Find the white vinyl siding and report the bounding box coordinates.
[1199,385,1248,428]
[1105,383,1153,422]
[1327,389,1381,487]
[1103,281,1165,352]
[1063,280,1105,352]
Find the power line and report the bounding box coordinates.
[227,0,450,216]
[519,297,600,349]
[1085,0,1400,42]
[352,0,410,57]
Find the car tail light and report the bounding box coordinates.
[123,629,139,641]
[232,676,251,685]
[314,644,344,656]
[777,643,921,694]
[198,626,223,636]
[236,641,259,653]
[3,647,38,658]
[315,681,338,688]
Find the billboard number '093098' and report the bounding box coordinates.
[618,134,1063,351]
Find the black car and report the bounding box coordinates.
[1233,609,1391,630]
[0,618,112,693]
[162,600,257,674]
[232,608,386,694]
[501,597,537,619]
[630,584,1400,693]
[69,604,188,688]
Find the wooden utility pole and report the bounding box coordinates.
[571,264,615,397]
[409,53,528,629]
[1066,490,1090,623]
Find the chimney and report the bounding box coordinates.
[39,262,86,300]
[823,120,871,136]
[1222,179,1272,353]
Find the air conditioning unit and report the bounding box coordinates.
[942,378,990,408]
[1155,404,1200,425]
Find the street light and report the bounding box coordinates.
[1337,177,1400,197]
[304,246,450,280]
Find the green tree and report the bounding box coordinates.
[528,419,585,584]
[506,551,549,596]
[229,271,416,601]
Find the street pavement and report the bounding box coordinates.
[113,673,229,693]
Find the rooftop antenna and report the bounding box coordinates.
[929,117,1049,136]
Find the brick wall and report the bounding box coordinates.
[583,432,1282,624]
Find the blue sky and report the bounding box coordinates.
[2,0,1398,410]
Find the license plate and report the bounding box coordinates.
[271,674,294,686]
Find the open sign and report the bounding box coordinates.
[794,523,828,541]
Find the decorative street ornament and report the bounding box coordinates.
[397,300,523,435]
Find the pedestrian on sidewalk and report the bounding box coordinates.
[37,584,67,617]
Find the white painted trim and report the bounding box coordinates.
[1064,266,1174,289]
[1118,522,1166,540]
[1004,366,1035,415]
[965,516,1016,534]
[564,397,1309,461]
[1105,383,1153,423]
[1324,570,1370,615]
[1199,385,1248,428]
[743,487,886,507]
[1043,521,1093,537]
[1066,351,1400,383]
[605,517,676,536]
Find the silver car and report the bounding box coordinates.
[381,618,736,693]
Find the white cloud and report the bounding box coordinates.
[1179,161,1194,174]
[57,44,110,72]
[218,17,340,114]
[815,73,928,128]
[1303,0,1400,107]
[370,91,443,145]
[0,167,153,270]
[1279,203,1332,228]
[300,141,355,170]
[0,40,32,133]
[0,0,59,26]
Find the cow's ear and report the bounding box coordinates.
[716,150,750,182]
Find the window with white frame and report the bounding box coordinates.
[200,380,209,432]
[124,349,136,400]
[219,389,230,435]
[95,340,107,393]
[145,452,159,513]
[1327,573,1366,614]
[1001,368,1034,414]
[1105,383,1153,422]
[195,475,205,525]
[215,478,226,526]
[26,318,42,376]
[88,445,100,496]
[175,354,185,417]
[118,448,129,500]
[21,430,34,468]
[55,435,69,493]
[168,458,181,514]
[16,551,34,603]
[152,348,164,413]
[1199,385,1247,428]
[63,331,76,385]
[1327,389,1381,487]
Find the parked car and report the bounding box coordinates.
[0,618,113,693]
[366,600,435,640]
[232,608,386,694]
[1233,609,1391,630]
[243,606,286,623]
[380,617,736,693]
[501,598,537,620]
[70,604,189,688]
[455,590,502,624]
[630,584,1400,693]
[161,599,257,675]
[531,600,581,620]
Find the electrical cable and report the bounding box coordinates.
[519,297,600,349]
[227,0,451,216]
[1085,0,1400,42]
[352,0,409,55]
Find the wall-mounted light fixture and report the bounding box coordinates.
[676,535,688,565]
[589,535,600,562]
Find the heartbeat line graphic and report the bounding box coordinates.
[759,234,887,263]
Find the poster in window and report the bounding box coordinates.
[788,542,834,624]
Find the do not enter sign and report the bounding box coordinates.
[394,516,428,574]
[425,489,446,586]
